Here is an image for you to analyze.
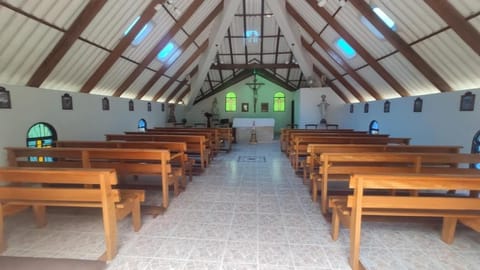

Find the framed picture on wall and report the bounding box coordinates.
[349,104,354,113]
[241,103,249,112]
[460,91,475,111]
[0,86,12,109]
[161,103,165,112]
[61,93,73,110]
[261,103,268,112]
[147,102,152,112]
[364,103,369,113]
[384,100,390,113]
[129,100,134,111]
[102,97,110,111]
[413,97,423,112]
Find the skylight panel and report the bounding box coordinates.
[157,42,178,62]
[245,30,259,43]
[335,38,356,59]
[124,16,154,46]
[372,7,396,30]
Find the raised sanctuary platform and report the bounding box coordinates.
[232,118,275,143]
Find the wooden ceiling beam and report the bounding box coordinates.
[313,66,349,103]
[27,0,107,87]
[260,0,265,64]
[165,80,188,104]
[305,0,409,97]
[350,0,453,92]
[133,1,220,99]
[176,85,192,104]
[302,38,365,102]
[288,2,381,100]
[152,41,208,101]
[80,0,164,93]
[255,69,296,91]
[424,0,480,56]
[242,0,249,64]
[193,69,253,104]
[211,63,299,69]
[227,28,236,77]
[113,0,205,98]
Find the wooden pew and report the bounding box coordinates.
[5,147,174,213]
[0,167,145,261]
[106,134,209,170]
[304,144,462,183]
[55,140,193,185]
[289,136,391,170]
[147,127,222,154]
[332,173,480,270]
[280,128,358,152]
[314,152,480,214]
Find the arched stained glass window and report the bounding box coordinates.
[369,120,379,135]
[273,92,285,112]
[138,118,147,132]
[225,92,237,112]
[471,129,480,169]
[26,122,57,162]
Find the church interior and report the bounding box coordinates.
[0,0,479,269]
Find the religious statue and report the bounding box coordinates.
[317,94,329,124]
[211,97,219,116]
[167,104,176,123]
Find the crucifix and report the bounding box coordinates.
[246,72,264,113]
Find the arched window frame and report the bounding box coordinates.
[471,129,480,169]
[273,92,285,112]
[26,122,57,162]
[369,120,379,135]
[138,118,147,132]
[225,92,237,112]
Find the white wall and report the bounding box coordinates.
[0,84,167,166]
[296,87,345,128]
[184,76,294,133]
[331,89,480,153]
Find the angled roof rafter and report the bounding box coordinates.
[27,0,108,88]
[302,38,364,102]
[188,0,242,106]
[287,2,382,100]
[265,0,313,79]
[313,66,349,103]
[115,0,205,97]
[152,41,209,101]
[132,3,220,100]
[350,0,453,92]
[305,0,409,97]
[80,0,164,93]
[424,0,480,56]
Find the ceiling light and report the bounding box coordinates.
[317,0,327,7]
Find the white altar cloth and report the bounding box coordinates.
[232,118,275,143]
[232,118,275,127]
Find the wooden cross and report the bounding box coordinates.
[246,75,264,112]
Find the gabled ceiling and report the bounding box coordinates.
[0,0,479,106]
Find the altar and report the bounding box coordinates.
[232,118,275,143]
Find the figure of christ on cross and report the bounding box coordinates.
[246,74,264,113]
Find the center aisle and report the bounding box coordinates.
[109,142,480,270]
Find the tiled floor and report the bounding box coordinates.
[3,142,480,269]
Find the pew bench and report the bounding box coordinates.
[106,134,209,171]
[5,147,174,214]
[313,152,480,214]
[303,144,462,184]
[329,173,480,270]
[0,167,144,261]
[55,140,193,186]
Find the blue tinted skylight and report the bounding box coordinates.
[124,16,154,46]
[372,7,396,30]
[335,38,356,59]
[245,30,259,43]
[124,16,140,36]
[157,42,177,62]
